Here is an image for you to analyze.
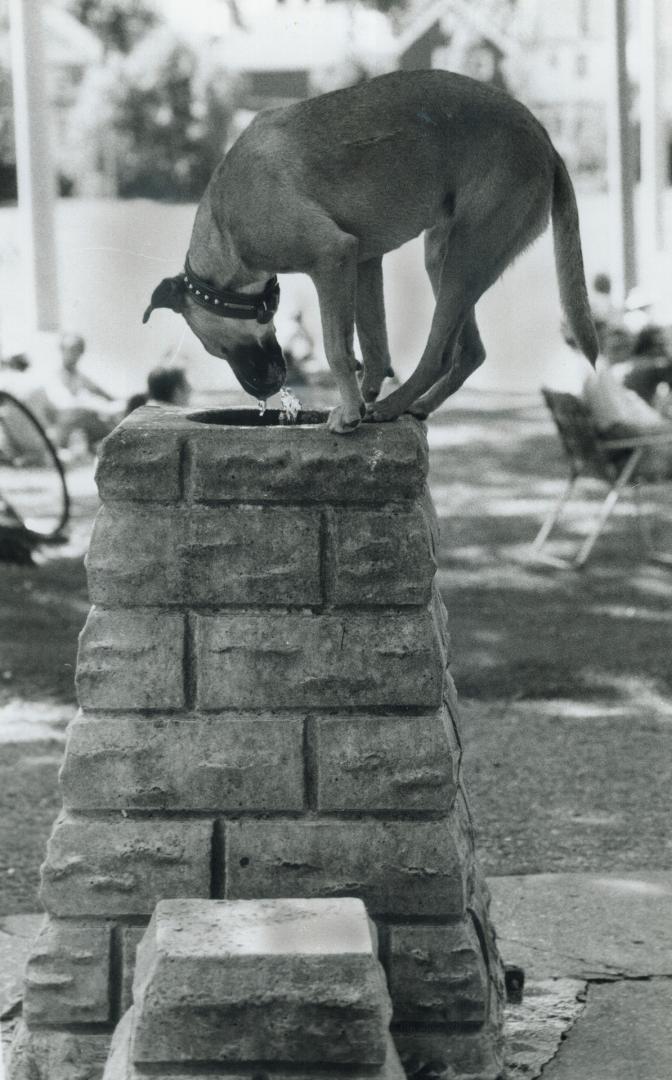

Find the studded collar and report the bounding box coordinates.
[183,256,280,324]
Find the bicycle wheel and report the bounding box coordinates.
[0,391,70,539]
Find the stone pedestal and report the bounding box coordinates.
[9,406,504,1080]
[103,897,404,1079]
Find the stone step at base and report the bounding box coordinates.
[102,898,404,1080]
[105,1011,405,1080]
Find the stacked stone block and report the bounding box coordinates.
[9,405,504,1080]
[103,897,405,1079]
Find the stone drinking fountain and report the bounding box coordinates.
[8,405,505,1080]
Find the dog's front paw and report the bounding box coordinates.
[327,403,365,434]
[405,402,430,420]
[359,367,395,404]
[365,400,400,423]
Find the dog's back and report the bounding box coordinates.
[223,69,596,365]
[230,70,553,258]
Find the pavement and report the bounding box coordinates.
[1,872,671,1079]
[491,871,672,1078]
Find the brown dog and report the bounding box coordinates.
[144,69,598,433]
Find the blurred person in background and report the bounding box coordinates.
[58,333,115,404]
[125,366,191,414]
[25,332,124,459]
[564,323,672,479]
[587,276,672,407]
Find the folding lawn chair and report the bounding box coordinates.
[530,388,672,568]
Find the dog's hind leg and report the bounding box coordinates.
[355,257,393,403]
[405,225,484,417]
[367,235,473,420]
[407,308,486,418]
[370,184,550,421]
[310,230,366,433]
[424,220,451,300]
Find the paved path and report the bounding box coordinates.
[542,979,672,1080]
[490,872,672,1078]
[490,871,672,979]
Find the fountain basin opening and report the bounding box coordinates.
[188,408,328,427]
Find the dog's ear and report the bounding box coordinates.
[142,275,186,324]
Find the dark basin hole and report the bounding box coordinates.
[188,408,328,427]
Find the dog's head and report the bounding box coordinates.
[143,270,286,400]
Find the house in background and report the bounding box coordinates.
[208,0,523,120]
[3,0,670,198]
[192,0,397,110]
[395,0,520,93]
[515,1,614,173]
[396,0,672,177]
[511,0,672,177]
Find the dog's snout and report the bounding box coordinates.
[227,339,287,399]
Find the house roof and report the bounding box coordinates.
[396,0,519,61]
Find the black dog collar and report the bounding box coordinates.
[183,256,280,324]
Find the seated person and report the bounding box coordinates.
[587,277,672,405]
[583,358,672,479]
[609,322,672,407]
[38,332,124,456]
[125,367,191,415]
[59,333,115,403]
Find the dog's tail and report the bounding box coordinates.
[551,150,598,365]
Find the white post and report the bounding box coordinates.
[9,0,60,335]
[639,0,666,290]
[606,0,637,308]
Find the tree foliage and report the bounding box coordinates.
[68,28,242,199]
[65,0,159,54]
